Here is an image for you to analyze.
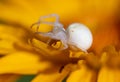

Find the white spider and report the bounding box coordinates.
[31,14,93,52]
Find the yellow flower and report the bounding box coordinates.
[0,0,120,82]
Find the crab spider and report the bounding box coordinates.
[31,14,93,52]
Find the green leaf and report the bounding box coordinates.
[16,75,36,82]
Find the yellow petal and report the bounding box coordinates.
[0,33,20,54]
[98,66,120,82]
[0,24,32,54]
[0,51,53,74]
[0,24,32,42]
[0,74,19,82]
[32,64,72,82]
[67,61,97,82]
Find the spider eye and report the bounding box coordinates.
[67,23,93,51]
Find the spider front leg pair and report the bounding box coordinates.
[31,14,68,50]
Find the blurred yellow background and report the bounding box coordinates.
[0,0,119,54]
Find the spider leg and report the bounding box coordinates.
[31,14,60,32]
[30,22,40,32]
[40,14,60,23]
[60,40,68,50]
[35,32,54,38]
[46,39,52,45]
[36,14,60,27]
